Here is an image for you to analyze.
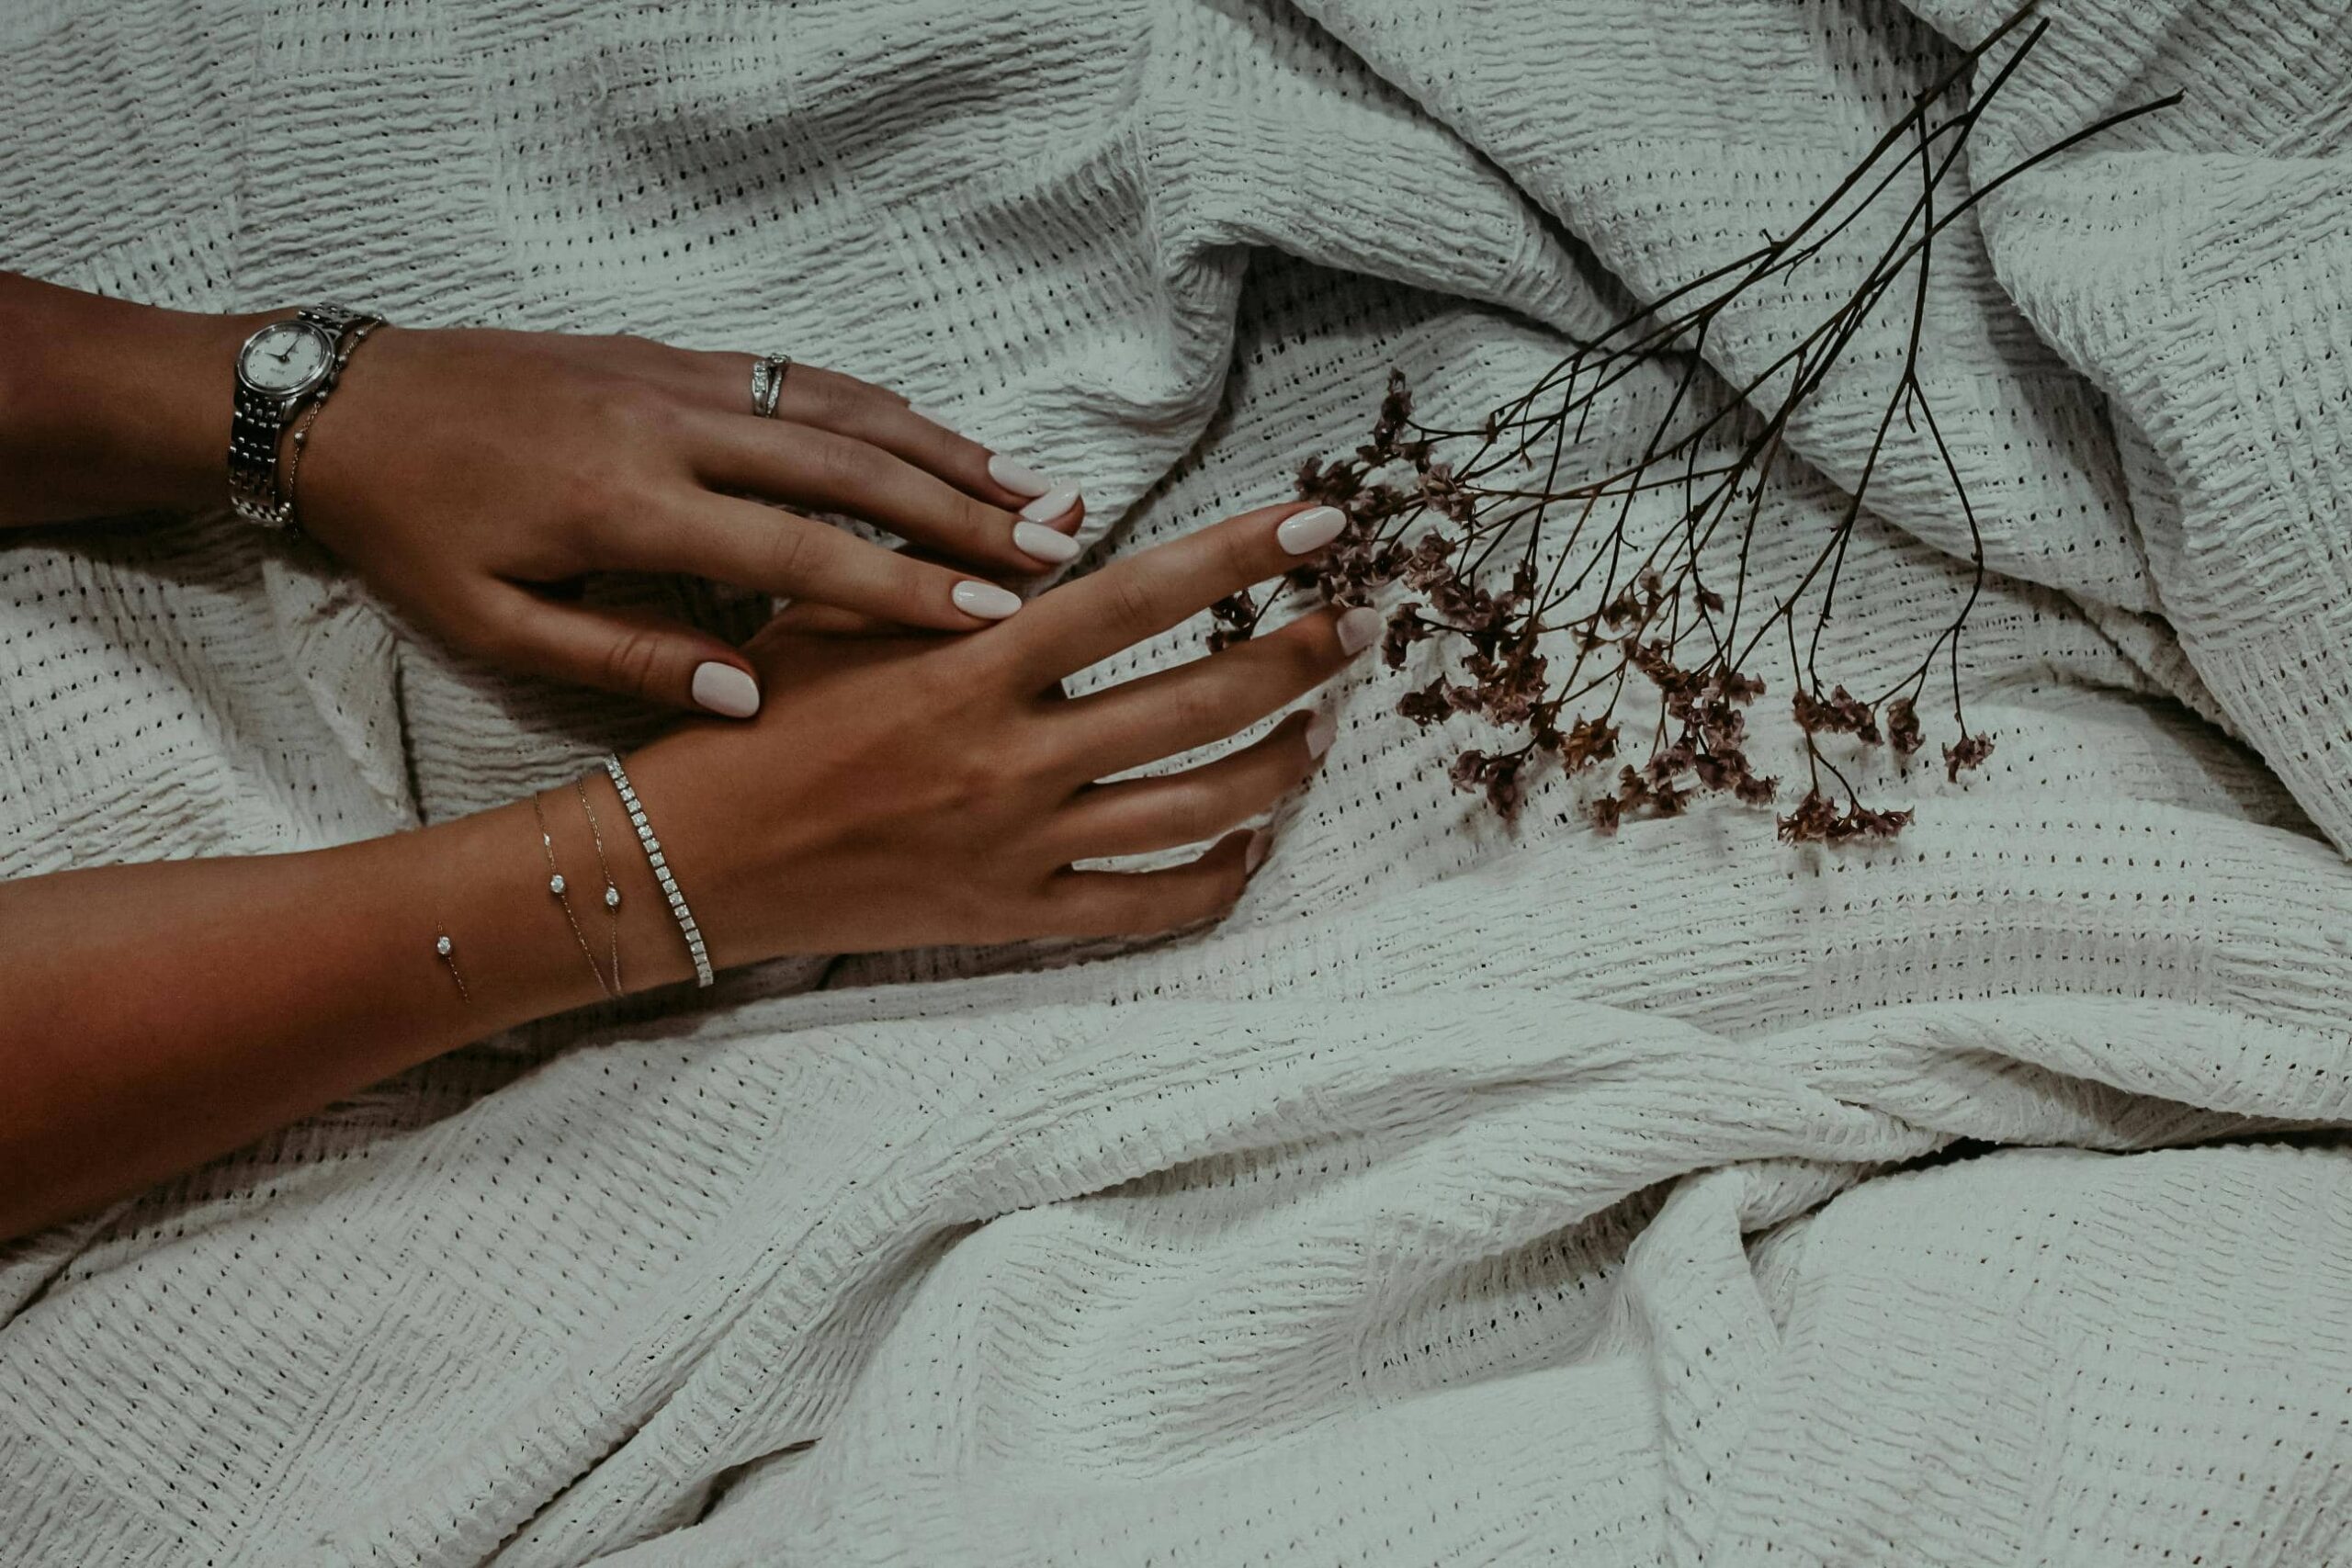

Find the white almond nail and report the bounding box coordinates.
[1012,520,1081,564]
[952,580,1023,620]
[1018,484,1081,524]
[1304,709,1337,759]
[988,454,1056,498]
[1245,829,1272,874]
[1277,505,1347,555]
[691,661,762,718]
[1336,606,1381,656]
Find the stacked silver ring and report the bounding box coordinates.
[602,753,715,987]
[749,354,793,419]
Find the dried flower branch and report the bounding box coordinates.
[1223,5,2177,840]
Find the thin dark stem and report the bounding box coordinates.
[1284,5,2147,835]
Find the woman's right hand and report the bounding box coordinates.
[618,501,1374,964]
[0,475,1364,1237]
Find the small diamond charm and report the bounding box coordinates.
[548,874,567,896]
[604,885,621,909]
[433,926,469,1003]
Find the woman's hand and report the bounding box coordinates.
[0,487,1368,1234]
[0,277,1091,716]
[0,498,1367,1239]
[619,500,1374,964]
[294,325,1087,716]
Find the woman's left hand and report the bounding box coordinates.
[284,323,1087,716]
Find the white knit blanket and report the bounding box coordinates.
[6,1,2352,1563]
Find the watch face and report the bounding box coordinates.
[238,321,334,395]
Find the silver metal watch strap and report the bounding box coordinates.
[228,384,292,527]
[299,302,368,341]
[228,303,377,530]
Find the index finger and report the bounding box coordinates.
[1002,502,1349,685]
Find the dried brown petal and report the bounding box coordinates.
[1558,716,1620,773]
[1886,695,1925,757]
[1792,684,1882,744]
[1396,677,1453,728]
[1381,605,1434,670]
[1943,731,1995,781]
[1484,753,1527,821]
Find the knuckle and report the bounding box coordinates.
[801,369,865,425]
[1267,626,1328,685]
[956,494,1006,549]
[1168,683,1227,740]
[956,624,1034,688]
[935,720,1040,809]
[562,390,677,505]
[930,762,989,818]
[579,474,669,541]
[584,378,668,436]
[1011,719,1082,789]
[551,457,624,527]
[1162,784,1223,846]
[1217,523,1264,587]
[600,626,668,696]
[1105,573,1161,645]
[804,431,873,496]
[759,520,817,588]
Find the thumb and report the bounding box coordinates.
[481,590,763,717]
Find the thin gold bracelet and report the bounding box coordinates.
[279,315,386,530]
[433,923,471,1004]
[573,775,624,997]
[531,791,618,1000]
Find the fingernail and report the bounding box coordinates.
[989,454,1057,499]
[1245,829,1272,874]
[952,580,1024,620]
[1012,520,1081,565]
[1018,484,1081,524]
[1336,606,1381,656]
[691,661,762,718]
[1304,708,1337,760]
[1277,505,1347,555]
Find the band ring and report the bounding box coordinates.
[750,354,792,419]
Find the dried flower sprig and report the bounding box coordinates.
[1216,5,2177,840]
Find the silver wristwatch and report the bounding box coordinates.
[228,302,372,528]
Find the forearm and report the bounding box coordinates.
[0,271,272,526]
[0,767,694,1240]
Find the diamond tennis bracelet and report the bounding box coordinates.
[602,753,714,987]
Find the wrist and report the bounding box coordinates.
[455,766,711,1007]
[409,799,616,1039]
[0,276,279,522]
[610,738,787,981]
[155,306,281,511]
[582,761,705,995]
